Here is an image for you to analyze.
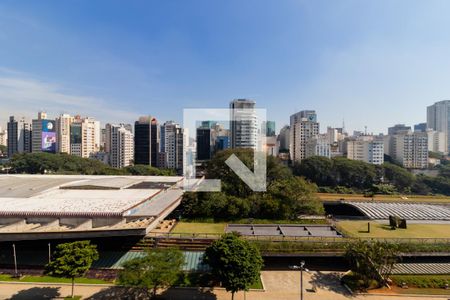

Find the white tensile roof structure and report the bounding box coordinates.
[0,174,185,241]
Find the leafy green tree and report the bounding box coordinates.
[204,233,263,300]
[206,149,291,198]
[8,152,172,176]
[124,164,176,176]
[382,163,415,192]
[293,156,335,186]
[118,248,184,298]
[332,157,379,189]
[345,240,398,290]
[266,177,322,218]
[45,241,99,298]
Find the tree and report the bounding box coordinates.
[118,248,184,298]
[382,163,414,192]
[204,233,263,300]
[266,177,322,218]
[293,156,335,186]
[345,240,398,290]
[206,149,291,198]
[45,241,99,298]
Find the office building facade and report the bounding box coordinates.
[134,116,159,166]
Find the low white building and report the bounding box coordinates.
[346,135,384,165]
[306,134,331,158]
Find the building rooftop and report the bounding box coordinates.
[0,175,185,241]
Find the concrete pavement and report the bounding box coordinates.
[0,271,448,300]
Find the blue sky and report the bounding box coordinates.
[1,0,450,134]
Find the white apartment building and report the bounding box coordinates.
[230,99,258,150]
[161,121,185,171]
[427,130,446,153]
[306,134,331,158]
[391,131,428,169]
[70,116,100,158]
[346,135,384,165]
[56,114,73,154]
[290,110,319,162]
[107,124,134,168]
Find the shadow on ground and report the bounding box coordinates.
[7,287,61,300]
[309,271,351,296]
[86,286,217,300]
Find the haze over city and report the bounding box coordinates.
[1,0,450,133]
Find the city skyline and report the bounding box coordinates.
[2,1,450,133]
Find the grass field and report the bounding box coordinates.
[337,220,450,238]
[0,274,111,284]
[318,193,450,203]
[171,222,226,234]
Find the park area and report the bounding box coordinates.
[171,222,226,234]
[337,220,450,238]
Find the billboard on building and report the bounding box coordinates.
[41,120,56,153]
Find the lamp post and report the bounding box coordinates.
[48,243,51,264]
[289,261,306,300]
[12,243,18,277]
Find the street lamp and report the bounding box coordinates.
[289,261,307,300]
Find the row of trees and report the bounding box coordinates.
[46,234,262,300]
[179,149,323,220]
[44,238,400,298]
[6,152,176,176]
[294,156,450,195]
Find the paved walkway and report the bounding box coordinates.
[0,271,448,300]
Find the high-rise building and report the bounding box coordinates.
[215,136,230,152]
[427,100,450,153]
[18,118,32,153]
[264,121,276,137]
[388,124,411,135]
[107,124,134,168]
[32,112,56,153]
[7,116,18,157]
[414,123,427,133]
[390,131,428,169]
[196,123,213,161]
[306,134,331,159]
[161,121,184,172]
[134,116,159,166]
[278,125,290,152]
[427,130,446,153]
[290,110,319,162]
[56,114,73,154]
[230,99,258,149]
[69,116,99,158]
[346,135,384,165]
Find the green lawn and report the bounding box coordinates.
[0,274,111,284]
[337,221,450,238]
[171,222,226,234]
